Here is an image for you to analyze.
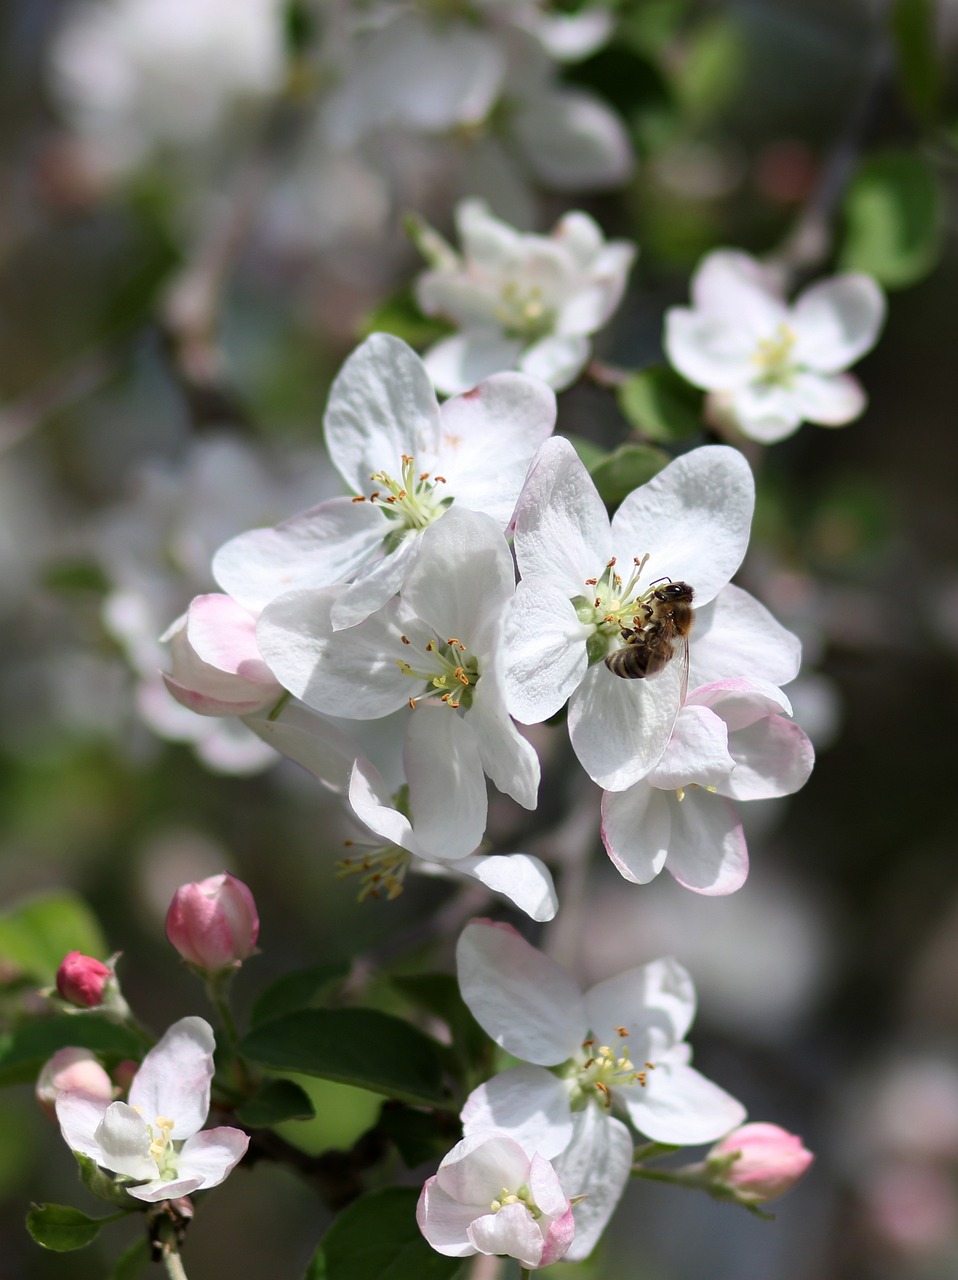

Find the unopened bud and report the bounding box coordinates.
[55,952,112,1008]
[707,1123,814,1203]
[36,1048,113,1119]
[165,872,259,974]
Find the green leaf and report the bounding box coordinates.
[564,433,608,471]
[589,444,670,508]
[236,1078,316,1127]
[26,1204,114,1251]
[377,1103,458,1168]
[73,1152,141,1207]
[0,1016,143,1089]
[240,1009,455,1110]
[0,892,109,985]
[307,1187,463,1280]
[840,151,942,288]
[617,367,703,441]
[249,962,349,1027]
[107,1236,150,1280]
[361,289,453,350]
[890,0,942,122]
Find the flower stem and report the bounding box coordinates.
[204,970,252,1091]
[161,1245,190,1280]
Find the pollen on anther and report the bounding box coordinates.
[615,1026,629,1037]
[351,495,366,503]
[585,577,597,586]
[434,475,447,483]
[408,697,416,709]
[401,635,411,645]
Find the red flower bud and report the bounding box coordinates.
[165,872,259,973]
[55,952,112,1008]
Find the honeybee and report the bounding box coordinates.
[604,581,695,680]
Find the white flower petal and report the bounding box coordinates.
[513,436,611,587]
[457,852,558,921]
[128,1017,214,1140]
[568,661,682,791]
[648,705,734,789]
[728,383,802,442]
[790,273,886,372]
[623,1055,746,1144]
[417,1177,483,1256]
[600,783,671,885]
[502,580,593,725]
[173,1126,250,1192]
[348,756,418,853]
[470,667,541,809]
[691,584,802,688]
[437,1132,532,1205]
[690,250,787,333]
[94,1102,158,1180]
[518,333,590,390]
[423,333,526,395]
[664,309,757,391]
[457,920,584,1064]
[790,371,866,426]
[461,1065,573,1158]
[666,790,749,895]
[243,702,359,795]
[584,957,697,1055]
[468,1203,543,1267]
[405,708,487,859]
[513,86,633,190]
[718,715,815,801]
[55,1091,112,1162]
[328,533,418,630]
[551,1109,633,1262]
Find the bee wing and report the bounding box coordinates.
[678,635,690,705]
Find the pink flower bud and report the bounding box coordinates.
[708,1123,814,1203]
[165,872,259,973]
[55,952,112,1008]
[36,1047,114,1118]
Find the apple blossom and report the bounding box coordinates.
[165,872,260,973]
[339,711,556,920]
[503,438,800,790]
[55,1016,249,1202]
[707,1123,814,1202]
[415,200,636,393]
[601,679,815,895]
[457,920,746,1257]
[213,334,556,630]
[417,1131,575,1268]
[257,506,540,810]
[56,952,113,1008]
[37,1048,114,1119]
[665,249,886,443]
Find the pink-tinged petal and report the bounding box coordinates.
[163,673,276,719]
[55,1090,111,1161]
[719,715,815,801]
[514,86,634,190]
[611,445,754,607]
[601,784,671,885]
[435,374,557,523]
[404,508,515,647]
[328,533,418,630]
[470,667,541,810]
[647,705,734,789]
[457,921,585,1063]
[405,708,486,859]
[174,1126,249,1191]
[518,334,590,390]
[552,1109,633,1263]
[664,309,757,391]
[461,1065,574,1159]
[690,250,787,334]
[348,757,417,853]
[502,580,593,725]
[666,790,749,895]
[93,1102,158,1180]
[512,437,611,587]
[686,678,791,731]
[790,371,866,425]
[243,703,359,795]
[423,334,526,396]
[324,334,442,494]
[622,1055,747,1144]
[257,590,420,719]
[212,498,385,613]
[126,1175,203,1204]
[691,584,802,688]
[457,853,558,922]
[417,1177,483,1256]
[528,1151,573,1226]
[568,661,682,792]
[790,273,886,372]
[128,1017,214,1140]
[468,1203,544,1267]
[186,595,270,680]
[584,957,697,1055]
[437,1133,532,1205]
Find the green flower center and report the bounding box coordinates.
[396,633,480,710]
[570,554,667,664]
[490,1182,541,1219]
[353,454,453,549]
[494,280,557,342]
[752,322,798,386]
[563,1027,656,1110]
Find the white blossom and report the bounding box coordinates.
[416,200,636,394]
[665,249,886,443]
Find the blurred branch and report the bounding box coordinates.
[0,343,122,453]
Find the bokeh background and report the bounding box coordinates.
[1,1,957,1277]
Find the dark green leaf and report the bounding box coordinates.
[236,1078,316,1127]
[0,1016,143,1089]
[890,0,942,122]
[361,290,453,350]
[391,973,490,1082]
[589,444,670,508]
[249,962,349,1027]
[0,892,109,985]
[107,1235,150,1280]
[377,1103,458,1168]
[26,1204,112,1252]
[74,1152,140,1207]
[617,367,703,441]
[840,151,942,288]
[307,1187,463,1280]
[240,1009,455,1110]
